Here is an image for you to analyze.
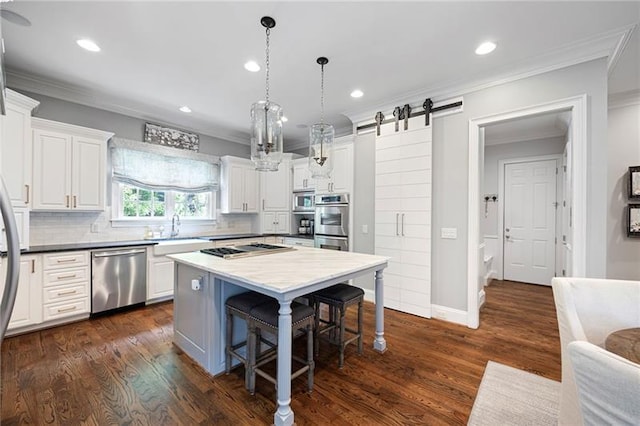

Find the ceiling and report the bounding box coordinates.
[1,2,638,151]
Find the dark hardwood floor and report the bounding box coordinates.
[1,280,561,425]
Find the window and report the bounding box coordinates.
[115,183,214,222]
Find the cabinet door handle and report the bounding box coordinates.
[57,289,77,296]
[31,259,35,273]
[66,195,70,208]
[56,258,76,263]
[262,199,265,210]
[396,213,400,236]
[73,196,77,208]
[25,185,29,204]
[57,306,77,313]
[401,213,405,236]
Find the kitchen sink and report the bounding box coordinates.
[153,238,215,256]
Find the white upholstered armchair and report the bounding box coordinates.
[551,277,640,425]
[568,341,640,425]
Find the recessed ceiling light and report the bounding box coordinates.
[475,41,496,55]
[179,106,192,113]
[76,39,101,52]
[350,89,364,98]
[244,60,260,72]
[281,116,288,122]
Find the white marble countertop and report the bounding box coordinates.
[167,246,389,295]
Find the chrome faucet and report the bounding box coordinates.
[171,214,181,238]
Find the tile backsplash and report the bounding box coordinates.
[29,207,256,246]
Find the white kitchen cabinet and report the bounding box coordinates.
[220,156,259,213]
[0,90,39,207]
[262,211,290,234]
[292,158,315,191]
[0,206,29,251]
[31,118,114,211]
[147,255,176,302]
[261,156,291,211]
[41,251,91,321]
[315,138,354,195]
[375,119,432,318]
[0,254,43,331]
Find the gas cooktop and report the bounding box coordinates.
[200,243,295,259]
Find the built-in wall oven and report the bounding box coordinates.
[314,193,349,251]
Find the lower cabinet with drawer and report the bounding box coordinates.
[42,251,91,322]
[0,254,42,332]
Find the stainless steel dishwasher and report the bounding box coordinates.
[91,247,147,314]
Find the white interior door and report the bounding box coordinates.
[561,140,573,277]
[503,159,557,285]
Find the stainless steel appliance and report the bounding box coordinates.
[91,247,147,314]
[315,235,348,251]
[314,193,349,251]
[314,193,349,238]
[293,191,315,212]
[200,243,295,259]
[0,177,20,343]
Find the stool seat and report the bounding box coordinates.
[314,283,364,303]
[227,291,274,313]
[250,300,315,327]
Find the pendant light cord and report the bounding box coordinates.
[320,62,324,125]
[265,27,270,104]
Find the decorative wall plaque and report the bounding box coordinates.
[144,123,199,151]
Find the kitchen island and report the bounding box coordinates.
[168,246,389,426]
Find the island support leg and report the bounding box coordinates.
[373,269,387,352]
[275,300,294,426]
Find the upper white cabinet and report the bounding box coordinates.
[0,207,30,251]
[0,90,39,207]
[220,156,259,213]
[374,120,432,319]
[315,139,354,194]
[261,157,291,211]
[31,118,114,211]
[292,158,315,191]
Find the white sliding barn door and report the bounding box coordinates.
[503,159,557,285]
[375,116,432,318]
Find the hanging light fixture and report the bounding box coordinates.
[309,57,334,179]
[250,16,283,171]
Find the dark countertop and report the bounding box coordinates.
[2,233,315,256]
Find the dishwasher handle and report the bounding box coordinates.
[93,249,146,258]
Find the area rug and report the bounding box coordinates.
[468,361,560,425]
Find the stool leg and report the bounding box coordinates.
[307,323,314,393]
[247,322,257,395]
[357,298,364,355]
[339,305,346,369]
[225,308,232,374]
[314,300,320,357]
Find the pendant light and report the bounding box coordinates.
[250,16,283,171]
[309,57,334,179]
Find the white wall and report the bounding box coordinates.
[352,58,608,312]
[607,96,640,280]
[482,137,566,236]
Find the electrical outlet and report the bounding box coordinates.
[90,223,100,233]
[362,224,368,234]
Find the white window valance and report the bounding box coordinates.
[110,138,220,193]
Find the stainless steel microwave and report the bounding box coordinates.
[293,191,315,212]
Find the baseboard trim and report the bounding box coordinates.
[431,304,468,326]
[479,289,486,308]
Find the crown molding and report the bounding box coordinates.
[31,117,115,141]
[6,69,250,145]
[344,25,636,125]
[5,88,40,111]
[608,89,640,110]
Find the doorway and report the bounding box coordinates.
[467,95,587,329]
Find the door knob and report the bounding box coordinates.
[505,228,510,232]
[505,235,510,239]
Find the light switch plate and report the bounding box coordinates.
[441,227,457,239]
[91,223,100,233]
[362,224,368,234]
